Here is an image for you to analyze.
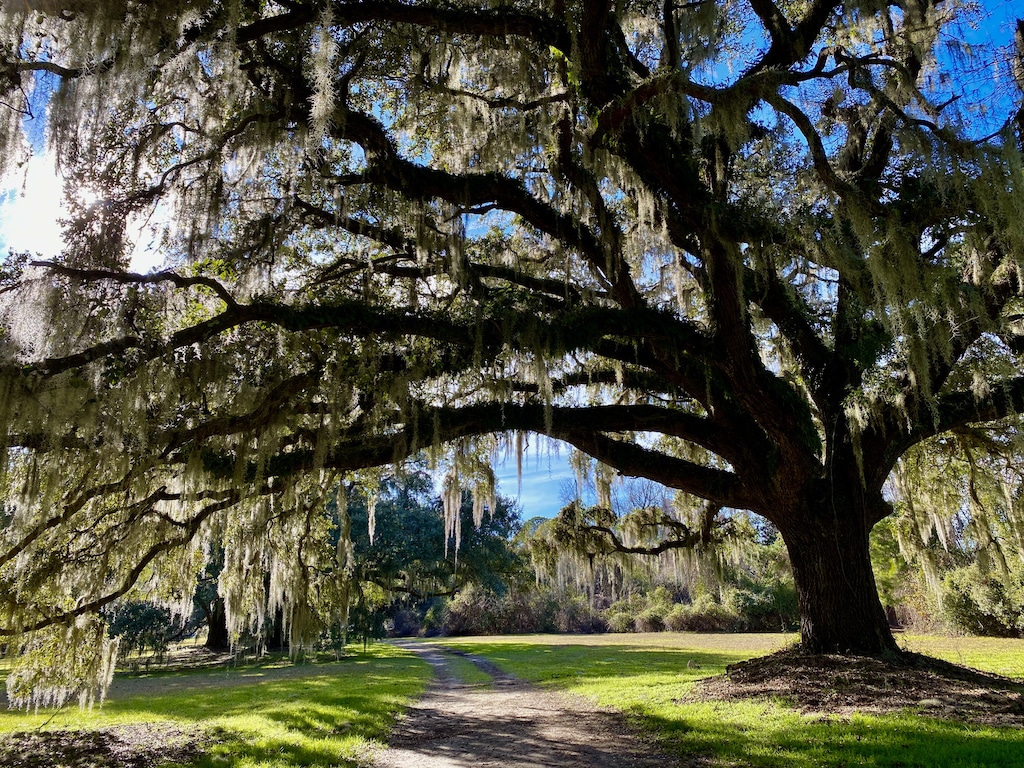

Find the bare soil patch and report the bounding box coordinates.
[369,641,678,768]
[0,648,327,768]
[687,648,1024,725]
[0,722,215,768]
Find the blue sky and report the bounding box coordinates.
[493,441,575,520]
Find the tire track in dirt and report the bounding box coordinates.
[369,641,679,768]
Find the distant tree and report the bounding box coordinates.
[529,453,758,601]
[342,465,525,641]
[525,456,800,632]
[875,428,1024,634]
[105,601,181,660]
[2,1,1024,706]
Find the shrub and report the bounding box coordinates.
[438,584,568,635]
[497,589,560,633]
[941,566,1024,637]
[442,585,501,635]
[420,600,446,636]
[606,610,635,633]
[663,604,689,631]
[554,594,605,633]
[661,595,740,632]
[723,584,798,631]
[647,586,674,611]
[634,607,665,632]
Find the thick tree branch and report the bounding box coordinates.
[924,377,1024,442]
[31,262,239,308]
[583,504,727,556]
[747,0,839,75]
[0,494,232,636]
[236,2,570,51]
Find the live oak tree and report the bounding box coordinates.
[2,0,1024,703]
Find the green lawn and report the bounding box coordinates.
[901,634,1024,679]
[0,644,430,768]
[4,632,1024,767]
[437,633,1024,767]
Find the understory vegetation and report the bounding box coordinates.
[333,459,1024,642]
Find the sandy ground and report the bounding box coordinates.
[367,641,678,768]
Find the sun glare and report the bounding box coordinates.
[0,153,63,258]
[1,152,162,272]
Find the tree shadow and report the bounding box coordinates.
[462,642,746,685]
[638,703,1024,767]
[372,682,671,768]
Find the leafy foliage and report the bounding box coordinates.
[872,430,1024,635]
[941,564,1024,637]
[105,601,184,659]
[340,465,526,643]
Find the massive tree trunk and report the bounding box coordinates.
[204,597,230,651]
[267,606,289,652]
[776,481,899,656]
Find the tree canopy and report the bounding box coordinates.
[2,0,1024,703]
[343,467,525,630]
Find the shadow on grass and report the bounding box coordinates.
[442,642,755,713]
[454,641,1024,768]
[1,650,431,768]
[189,730,351,768]
[451,642,746,684]
[635,701,1024,768]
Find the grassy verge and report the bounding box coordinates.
[437,633,1024,767]
[0,643,430,768]
[900,634,1024,678]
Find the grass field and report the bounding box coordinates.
[901,634,1024,679]
[0,644,430,768]
[3,632,1024,767]
[437,632,1024,768]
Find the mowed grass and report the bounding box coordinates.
[0,643,430,768]
[4,632,1024,767]
[437,633,1024,767]
[901,634,1024,679]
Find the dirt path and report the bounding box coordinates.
[368,641,678,768]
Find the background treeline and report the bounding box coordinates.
[104,441,1024,656]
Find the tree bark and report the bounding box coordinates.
[268,606,289,652]
[778,484,898,656]
[204,597,230,651]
